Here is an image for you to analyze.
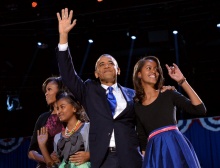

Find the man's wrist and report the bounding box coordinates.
[58,43,68,51]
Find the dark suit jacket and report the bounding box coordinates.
[56,48,143,168]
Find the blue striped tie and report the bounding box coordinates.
[107,87,117,116]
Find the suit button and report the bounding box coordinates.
[108,133,111,136]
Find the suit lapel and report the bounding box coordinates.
[116,84,134,118]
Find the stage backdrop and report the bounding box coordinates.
[0,116,220,168]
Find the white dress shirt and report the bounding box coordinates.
[58,43,68,51]
[101,83,127,147]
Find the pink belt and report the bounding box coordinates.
[148,125,178,141]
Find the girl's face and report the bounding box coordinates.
[138,59,159,86]
[56,98,76,122]
[45,81,59,105]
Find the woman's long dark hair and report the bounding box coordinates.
[133,56,164,103]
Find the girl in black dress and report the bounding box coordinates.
[133,56,206,168]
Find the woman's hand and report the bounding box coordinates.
[69,151,90,166]
[37,126,48,146]
[51,151,60,165]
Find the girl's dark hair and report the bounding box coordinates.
[133,56,164,103]
[56,91,90,123]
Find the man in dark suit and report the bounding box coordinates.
[56,8,143,168]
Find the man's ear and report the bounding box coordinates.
[117,68,121,75]
[94,71,99,78]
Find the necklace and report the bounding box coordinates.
[65,120,81,137]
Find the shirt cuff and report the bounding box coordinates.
[58,43,68,51]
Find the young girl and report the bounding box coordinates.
[133,56,206,168]
[37,91,90,168]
